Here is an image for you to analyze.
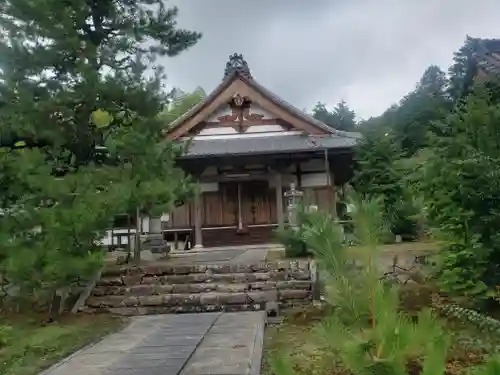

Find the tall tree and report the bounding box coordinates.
[359,65,450,155]
[416,83,500,303]
[447,36,482,103]
[160,87,206,126]
[312,100,357,132]
[0,0,201,307]
[0,0,201,167]
[352,130,417,237]
[418,65,448,95]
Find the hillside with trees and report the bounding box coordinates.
[352,36,500,304]
[269,36,500,375]
[311,100,357,132]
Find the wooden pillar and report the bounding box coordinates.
[193,190,203,249]
[275,173,284,230]
[331,172,337,219]
[295,162,302,188]
[324,149,337,219]
[237,182,243,231]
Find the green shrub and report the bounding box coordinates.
[0,324,13,347]
[274,226,310,258]
[271,194,451,375]
[391,198,420,240]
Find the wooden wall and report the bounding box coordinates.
[164,202,193,229]
[302,186,334,213]
[164,181,279,229]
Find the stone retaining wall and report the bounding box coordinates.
[83,260,313,315]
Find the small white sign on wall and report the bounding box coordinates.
[200,182,219,192]
[301,173,328,188]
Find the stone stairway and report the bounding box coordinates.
[82,260,313,315]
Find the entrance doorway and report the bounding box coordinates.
[202,181,277,247]
[223,180,276,229]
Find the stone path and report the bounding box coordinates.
[40,312,265,375]
[168,247,269,265]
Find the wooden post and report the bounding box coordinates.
[127,214,132,254]
[295,162,302,188]
[275,173,284,230]
[310,260,321,302]
[237,182,243,231]
[133,206,141,265]
[193,191,203,249]
[331,172,337,219]
[323,149,337,219]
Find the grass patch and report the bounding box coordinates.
[262,305,500,375]
[276,241,438,261]
[349,241,439,257]
[0,313,126,375]
[377,241,439,255]
[262,307,344,375]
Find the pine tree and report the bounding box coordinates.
[417,83,500,302]
[353,130,418,237]
[0,0,201,308]
[447,36,482,103]
[0,0,201,166]
[102,108,196,263]
[312,100,357,131]
[353,130,403,210]
[272,196,451,375]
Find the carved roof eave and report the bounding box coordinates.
[164,71,361,140]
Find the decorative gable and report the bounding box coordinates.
[186,94,294,138]
[165,53,335,141]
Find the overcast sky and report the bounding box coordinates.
[162,0,500,120]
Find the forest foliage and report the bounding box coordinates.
[348,36,500,306]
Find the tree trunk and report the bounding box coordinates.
[48,291,61,321]
[134,207,141,265]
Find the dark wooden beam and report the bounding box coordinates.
[295,162,302,188]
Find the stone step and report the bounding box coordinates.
[87,290,311,309]
[92,280,312,297]
[102,261,310,278]
[97,271,311,287]
[89,259,315,316]
[81,298,312,315]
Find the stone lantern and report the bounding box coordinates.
[284,182,303,229]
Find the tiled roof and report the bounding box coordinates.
[180,133,361,159]
[168,71,339,134]
[249,79,350,136]
[168,54,359,138]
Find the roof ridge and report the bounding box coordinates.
[166,67,362,139]
[246,78,335,134]
[245,78,362,138]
